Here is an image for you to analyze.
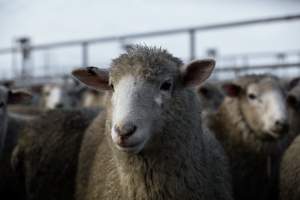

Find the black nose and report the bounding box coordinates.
[55,103,64,108]
[114,123,137,138]
[274,120,289,132]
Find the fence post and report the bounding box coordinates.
[11,48,17,78]
[82,42,89,66]
[189,29,196,61]
[16,37,31,78]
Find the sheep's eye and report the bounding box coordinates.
[110,84,114,91]
[160,80,172,91]
[287,95,298,107]
[248,93,257,100]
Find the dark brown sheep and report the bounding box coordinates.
[286,77,300,137]
[0,87,33,200]
[11,108,99,200]
[279,77,300,200]
[206,74,289,200]
[280,135,300,200]
[73,45,233,200]
[197,81,224,114]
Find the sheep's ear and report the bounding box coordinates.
[222,83,242,97]
[181,59,215,87]
[8,90,32,104]
[72,67,111,91]
[288,77,300,91]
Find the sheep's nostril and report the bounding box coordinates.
[114,123,137,138]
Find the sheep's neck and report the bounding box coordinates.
[112,128,207,199]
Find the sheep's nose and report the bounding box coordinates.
[55,103,64,108]
[114,123,137,139]
[274,120,289,133]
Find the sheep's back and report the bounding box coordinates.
[280,135,300,200]
[13,108,99,200]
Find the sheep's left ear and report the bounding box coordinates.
[8,90,32,104]
[181,59,215,87]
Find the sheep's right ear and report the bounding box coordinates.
[288,77,300,91]
[72,67,111,91]
[222,83,241,97]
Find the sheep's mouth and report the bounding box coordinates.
[115,139,146,154]
[260,131,282,141]
[267,132,280,139]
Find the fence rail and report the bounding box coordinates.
[0,13,300,83]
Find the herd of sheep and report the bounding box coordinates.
[0,45,299,200]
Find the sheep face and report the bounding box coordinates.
[223,76,288,141]
[109,73,176,153]
[41,84,79,109]
[72,46,215,154]
[41,85,64,109]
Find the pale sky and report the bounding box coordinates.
[0,0,299,79]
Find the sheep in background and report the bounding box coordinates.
[197,82,224,114]
[280,77,300,200]
[0,86,32,155]
[0,86,32,200]
[73,45,233,200]
[286,77,300,136]
[11,108,99,200]
[206,74,289,200]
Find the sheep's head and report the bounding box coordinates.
[222,75,289,141]
[41,84,78,109]
[73,46,214,154]
[0,86,32,153]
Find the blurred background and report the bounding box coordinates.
[0,0,300,85]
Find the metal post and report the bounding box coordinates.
[11,48,17,78]
[82,42,88,66]
[43,48,50,76]
[16,37,31,79]
[243,55,249,67]
[189,29,196,61]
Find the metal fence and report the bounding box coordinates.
[0,14,300,84]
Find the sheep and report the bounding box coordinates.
[206,74,289,200]
[286,77,300,136]
[280,136,300,200]
[80,89,105,108]
[0,86,32,155]
[39,83,83,109]
[11,108,99,200]
[8,105,44,117]
[73,45,233,200]
[0,86,33,200]
[279,77,300,200]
